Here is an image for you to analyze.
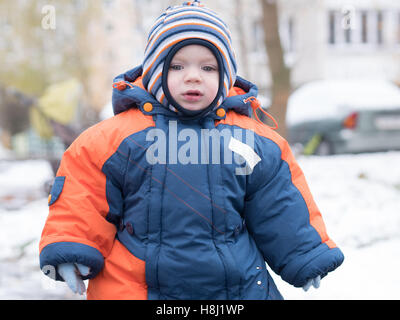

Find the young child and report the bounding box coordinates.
[39,1,344,300]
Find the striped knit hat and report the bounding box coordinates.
[142,1,237,116]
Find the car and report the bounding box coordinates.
[286,79,400,155]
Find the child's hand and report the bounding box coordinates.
[57,263,90,295]
[302,275,321,292]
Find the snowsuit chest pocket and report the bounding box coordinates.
[48,176,66,206]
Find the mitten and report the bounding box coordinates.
[57,263,90,295]
[302,275,321,292]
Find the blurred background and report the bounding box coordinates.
[0,0,399,299]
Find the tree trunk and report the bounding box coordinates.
[259,0,291,139]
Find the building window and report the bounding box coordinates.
[328,11,336,44]
[344,27,352,43]
[73,0,85,11]
[328,9,387,47]
[377,11,383,45]
[288,17,294,51]
[398,12,400,44]
[103,0,114,8]
[105,22,114,32]
[361,11,368,43]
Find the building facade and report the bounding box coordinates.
[97,0,400,104]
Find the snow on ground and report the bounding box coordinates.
[0,150,399,300]
[271,151,400,300]
[0,159,83,300]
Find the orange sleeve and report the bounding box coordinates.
[39,109,155,278]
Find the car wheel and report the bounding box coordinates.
[315,140,333,156]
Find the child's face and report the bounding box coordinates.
[167,44,219,111]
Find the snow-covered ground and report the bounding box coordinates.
[271,151,400,300]
[0,147,399,300]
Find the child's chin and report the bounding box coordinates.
[181,104,207,112]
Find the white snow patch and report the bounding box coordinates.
[0,160,54,210]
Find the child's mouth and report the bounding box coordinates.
[183,90,202,102]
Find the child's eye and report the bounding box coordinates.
[170,64,183,71]
[202,66,217,72]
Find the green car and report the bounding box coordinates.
[286,79,400,155]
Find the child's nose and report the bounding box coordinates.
[184,67,201,83]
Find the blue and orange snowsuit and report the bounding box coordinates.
[39,66,344,300]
